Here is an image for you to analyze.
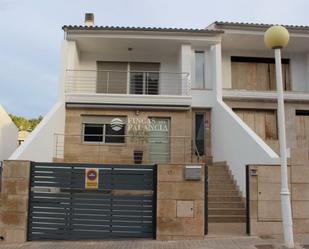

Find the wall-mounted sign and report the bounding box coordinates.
[127,117,168,132]
[85,168,99,189]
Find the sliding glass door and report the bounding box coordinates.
[130,62,160,95]
[96,61,160,95]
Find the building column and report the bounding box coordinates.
[210,43,222,100]
[0,160,31,243]
[180,44,192,96]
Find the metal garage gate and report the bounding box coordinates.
[27,162,157,241]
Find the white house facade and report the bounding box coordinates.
[6,15,309,239]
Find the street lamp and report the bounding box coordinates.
[264,26,294,248]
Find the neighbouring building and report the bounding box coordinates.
[17,130,30,146]
[2,15,309,242]
[0,105,18,161]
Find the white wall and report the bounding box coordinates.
[10,39,74,162]
[0,105,18,161]
[9,102,65,162]
[221,49,309,91]
[180,44,192,95]
[61,40,80,96]
[189,44,220,107]
[191,90,215,107]
[307,53,309,91]
[212,100,279,196]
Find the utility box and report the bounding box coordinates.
[177,200,194,218]
[184,165,202,180]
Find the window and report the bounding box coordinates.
[105,124,125,143]
[82,116,126,143]
[195,113,205,156]
[84,124,104,142]
[97,62,128,94]
[194,51,205,88]
[97,62,160,95]
[233,109,278,140]
[130,62,160,95]
[296,110,309,116]
[231,56,291,91]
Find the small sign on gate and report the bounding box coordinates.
[85,168,99,189]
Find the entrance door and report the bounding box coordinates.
[148,118,170,163]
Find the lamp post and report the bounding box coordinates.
[264,26,294,248]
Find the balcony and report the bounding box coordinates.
[65,70,192,108]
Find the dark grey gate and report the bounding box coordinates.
[28,162,157,241]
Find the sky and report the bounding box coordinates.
[0,0,308,118]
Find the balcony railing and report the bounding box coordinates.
[54,134,200,164]
[66,70,191,96]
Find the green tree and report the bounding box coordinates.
[9,114,43,131]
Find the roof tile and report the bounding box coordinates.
[62,25,223,34]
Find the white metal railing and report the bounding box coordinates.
[66,69,191,96]
[53,134,200,164]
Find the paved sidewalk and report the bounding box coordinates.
[0,235,308,249]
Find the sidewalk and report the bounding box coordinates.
[0,235,308,249]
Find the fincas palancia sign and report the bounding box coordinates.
[110,117,168,132]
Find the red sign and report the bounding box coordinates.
[85,168,99,189]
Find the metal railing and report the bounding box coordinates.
[54,134,200,164]
[66,69,191,96]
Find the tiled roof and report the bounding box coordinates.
[62,25,224,34]
[212,21,309,31]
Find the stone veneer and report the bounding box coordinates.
[249,152,309,235]
[156,164,205,240]
[62,107,212,164]
[0,160,31,244]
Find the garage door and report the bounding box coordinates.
[28,162,157,241]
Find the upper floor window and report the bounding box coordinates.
[194,51,205,88]
[129,62,160,95]
[96,62,160,95]
[231,56,291,91]
[82,116,126,144]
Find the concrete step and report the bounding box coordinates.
[208,166,228,171]
[208,208,246,215]
[208,179,234,185]
[208,223,246,235]
[207,161,246,226]
[207,170,230,176]
[208,174,232,180]
[208,215,246,223]
[208,202,245,208]
[208,190,239,196]
[210,161,227,167]
[208,184,236,190]
[208,196,242,202]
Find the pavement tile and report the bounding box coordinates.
[0,235,308,249]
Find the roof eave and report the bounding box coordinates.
[212,21,309,33]
[62,25,224,36]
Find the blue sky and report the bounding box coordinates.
[0,0,308,118]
